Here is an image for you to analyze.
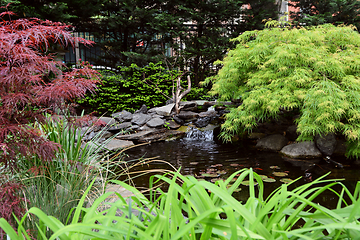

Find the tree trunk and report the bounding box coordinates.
[174,75,191,114]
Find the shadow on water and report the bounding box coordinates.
[121,127,360,208]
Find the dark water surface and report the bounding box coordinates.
[122,128,360,207]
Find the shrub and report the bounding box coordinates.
[0,10,100,169]
[206,24,360,158]
[77,62,210,114]
[0,181,25,240]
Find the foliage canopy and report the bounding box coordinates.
[207,24,360,158]
[4,0,280,85]
[78,62,209,114]
[0,10,100,168]
[289,0,360,30]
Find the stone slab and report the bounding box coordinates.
[105,139,134,151]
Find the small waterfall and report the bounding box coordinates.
[184,127,214,141]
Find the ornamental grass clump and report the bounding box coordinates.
[2,168,360,239]
[205,24,360,158]
[15,116,113,237]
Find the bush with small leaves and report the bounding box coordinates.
[207,24,360,158]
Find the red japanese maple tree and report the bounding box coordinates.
[0,10,100,169]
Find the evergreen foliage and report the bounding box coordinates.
[78,63,209,114]
[289,0,360,30]
[5,0,280,84]
[206,24,360,158]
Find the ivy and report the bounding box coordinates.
[208,24,360,158]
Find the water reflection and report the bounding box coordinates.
[122,129,360,208]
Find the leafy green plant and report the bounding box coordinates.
[10,115,174,239]
[206,24,360,158]
[77,62,210,114]
[14,116,115,237]
[3,168,360,239]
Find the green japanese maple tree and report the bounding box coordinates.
[206,24,360,158]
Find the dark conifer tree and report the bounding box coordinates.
[289,0,360,29]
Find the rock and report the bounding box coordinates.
[333,139,347,156]
[286,125,298,141]
[166,98,174,105]
[177,111,198,120]
[315,133,337,156]
[215,105,227,111]
[248,132,267,140]
[99,117,116,126]
[108,122,132,132]
[198,110,217,118]
[165,120,181,129]
[126,125,140,131]
[256,134,288,151]
[146,117,165,128]
[149,113,164,119]
[82,131,98,141]
[177,125,190,132]
[150,104,174,116]
[86,183,134,214]
[98,131,114,139]
[172,115,184,125]
[134,104,148,114]
[111,110,133,121]
[139,125,153,131]
[116,130,155,141]
[105,139,134,151]
[131,113,151,126]
[194,117,211,128]
[199,124,218,131]
[180,101,197,111]
[140,129,186,142]
[280,141,322,158]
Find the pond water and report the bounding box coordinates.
[122,127,360,207]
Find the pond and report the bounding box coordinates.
[122,127,360,208]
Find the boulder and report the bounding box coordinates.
[116,130,155,141]
[111,110,133,121]
[108,122,132,132]
[165,120,181,129]
[99,117,116,126]
[149,113,164,119]
[150,103,174,116]
[172,115,184,125]
[180,101,198,111]
[105,139,134,151]
[139,125,153,131]
[256,134,288,151]
[82,130,98,141]
[131,113,151,126]
[146,117,165,128]
[280,141,322,158]
[140,129,186,142]
[98,130,114,139]
[315,133,337,156]
[177,111,198,120]
[198,110,217,118]
[194,117,211,128]
[134,104,148,114]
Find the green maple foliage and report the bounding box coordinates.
[206,24,360,158]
